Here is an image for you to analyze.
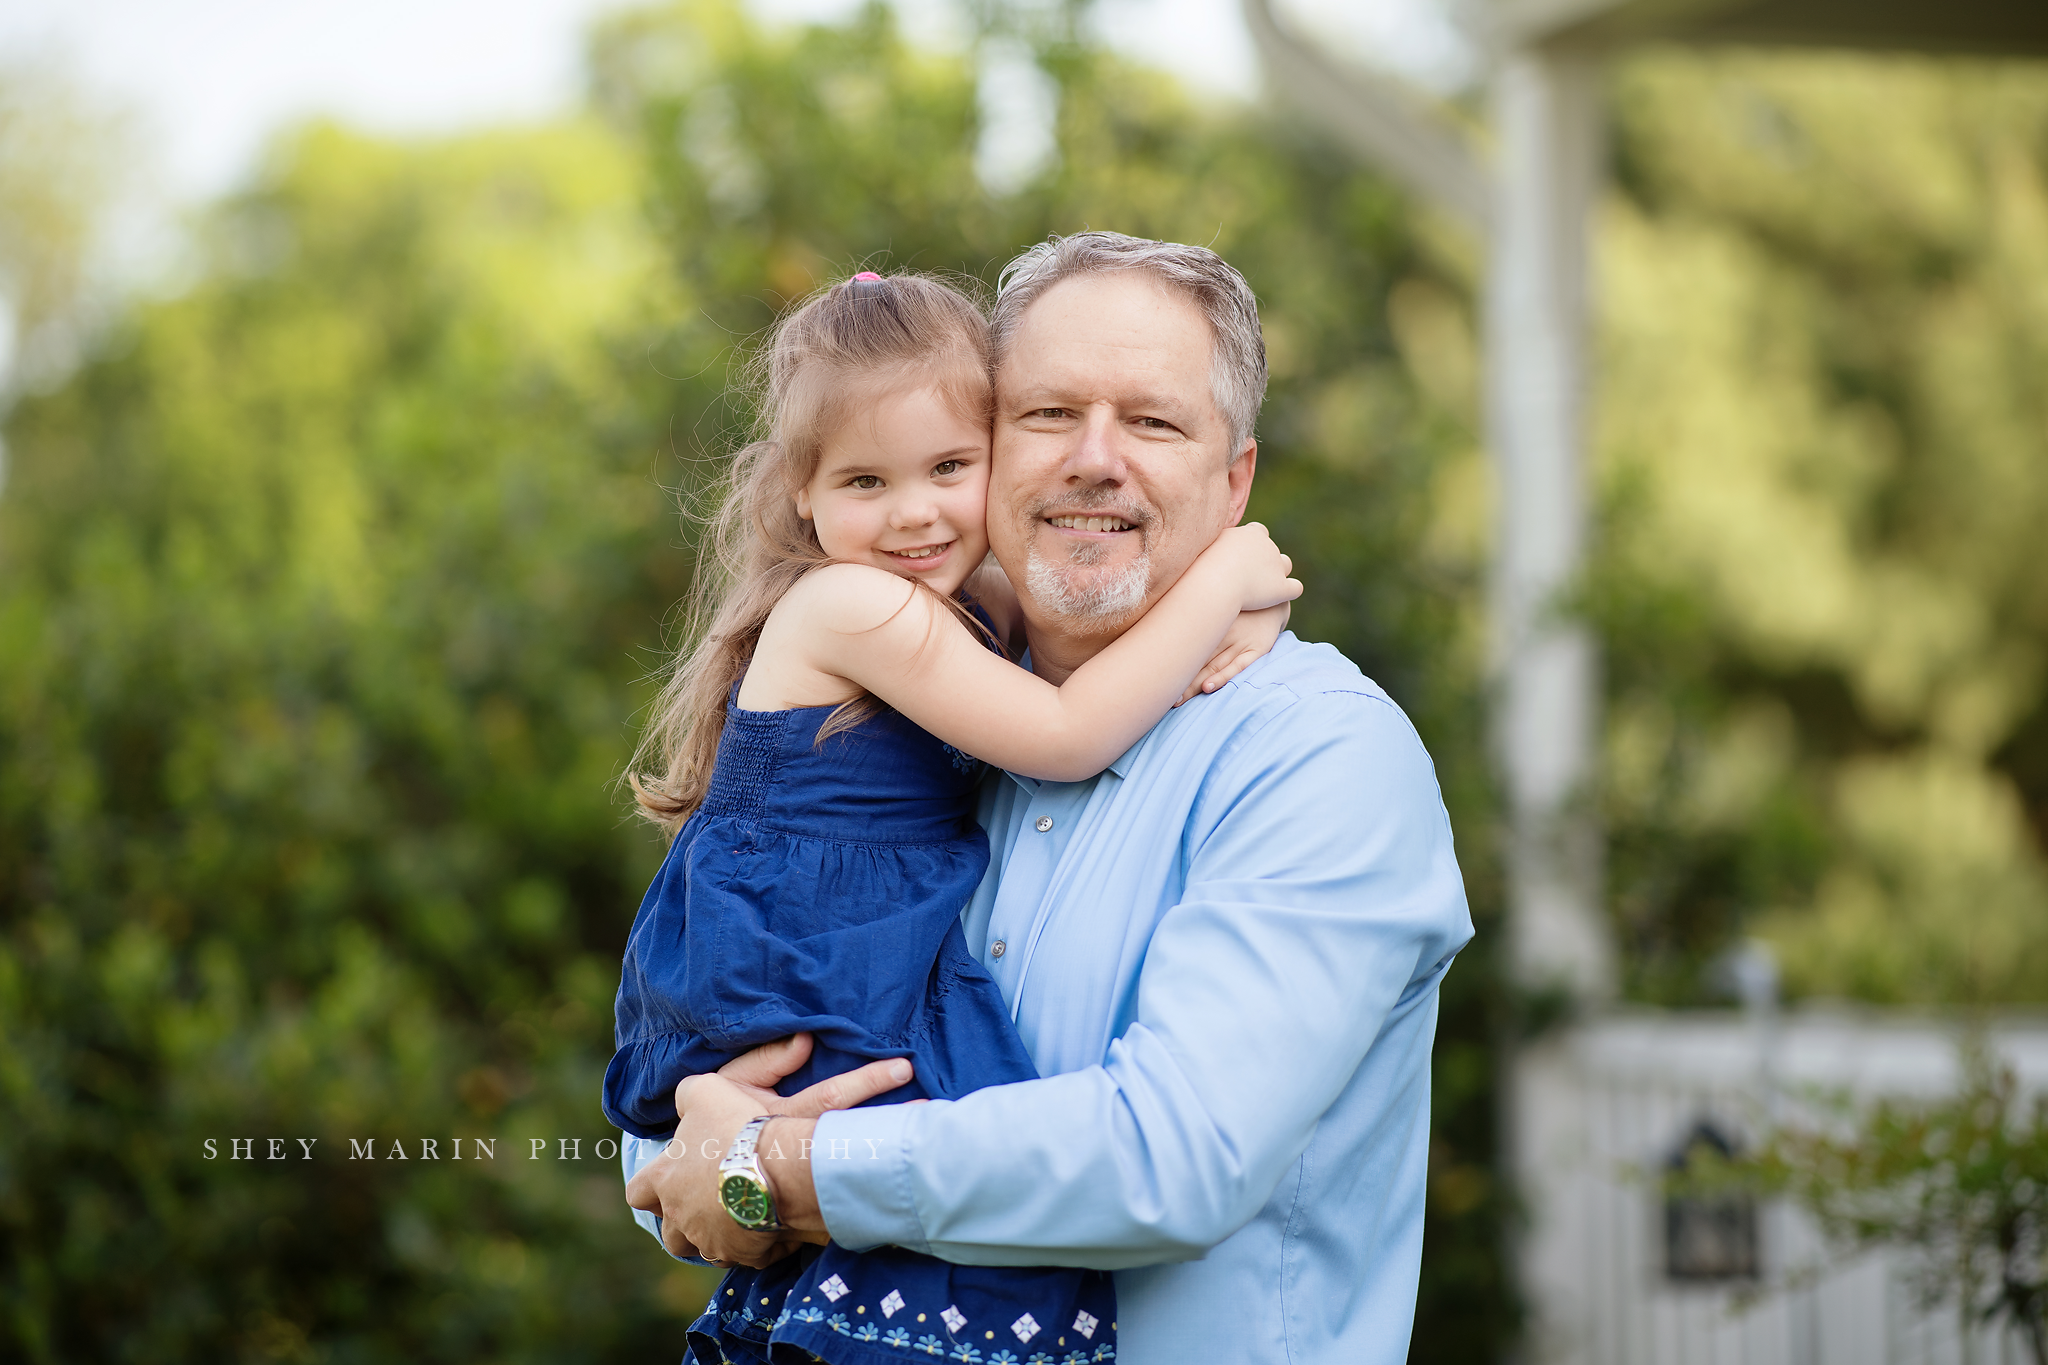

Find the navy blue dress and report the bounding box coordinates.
[605,645,1117,1365]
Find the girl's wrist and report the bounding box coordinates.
[1179,547,1238,606]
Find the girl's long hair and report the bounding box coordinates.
[628,272,993,835]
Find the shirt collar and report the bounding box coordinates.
[999,648,1150,790]
[1000,737,1138,792]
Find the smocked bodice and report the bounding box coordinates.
[698,700,983,845]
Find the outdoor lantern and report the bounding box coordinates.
[1662,1121,1758,1283]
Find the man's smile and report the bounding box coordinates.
[1045,515,1136,534]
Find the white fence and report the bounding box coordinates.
[1512,1009,2048,1365]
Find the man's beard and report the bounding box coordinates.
[1025,547,1150,624]
[1019,494,1155,625]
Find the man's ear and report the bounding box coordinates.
[1225,441,1258,523]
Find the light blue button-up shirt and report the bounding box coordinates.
[626,634,1472,1364]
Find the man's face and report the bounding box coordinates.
[989,271,1256,645]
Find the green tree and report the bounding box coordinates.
[0,116,715,1361]
[1594,52,2048,1006]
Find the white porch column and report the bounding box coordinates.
[1488,45,1611,1003]
[1491,45,1613,1365]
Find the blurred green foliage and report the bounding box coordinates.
[1595,54,2048,1005]
[0,114,713,1360]
[0,2,1505,1360]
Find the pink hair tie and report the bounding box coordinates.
[851,271,883,281]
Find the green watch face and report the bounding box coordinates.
[720,1172,775,1229]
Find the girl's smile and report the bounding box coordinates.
[880,540,957,573]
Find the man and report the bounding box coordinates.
[624,232,1473,1364]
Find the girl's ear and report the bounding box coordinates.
[794,485,813,521]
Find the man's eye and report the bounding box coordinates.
[1137,417,1172,430]
[1032,407,1067,420]
[849,475,882,490]
[932,460,962,476]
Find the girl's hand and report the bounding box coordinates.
[1179,602,1290,704]
[1194,522,1303,613]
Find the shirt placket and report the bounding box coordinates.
[982,776,1093,1015]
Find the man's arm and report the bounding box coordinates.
[674,689,1473,1268]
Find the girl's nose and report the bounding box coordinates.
[889,494,940,529]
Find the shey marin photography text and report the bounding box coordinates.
[202,1137,619,1162]
[198,1134,892,1163]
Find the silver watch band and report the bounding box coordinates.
[723,1115,775,1166]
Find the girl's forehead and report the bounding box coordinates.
[818,381,990,470]
[867,357,989,409]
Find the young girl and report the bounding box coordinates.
[605,272,1299,1365]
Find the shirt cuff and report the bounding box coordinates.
[622,1133,697,1262]
[812,1102,932,1254]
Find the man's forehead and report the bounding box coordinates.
[1007,270,1206,341]
[997,273,1215,393]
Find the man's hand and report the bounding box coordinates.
[623,1034,912,1267]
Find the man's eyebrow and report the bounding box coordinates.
[1004,390,1196,419]
[1003,388,1076,410]
[1122,392,1196,419]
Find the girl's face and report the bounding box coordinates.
[797,383,992,597]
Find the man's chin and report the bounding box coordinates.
[1024,552,1151,627]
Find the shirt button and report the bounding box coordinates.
[1035,816,1054,832]
[990,939,1006,958]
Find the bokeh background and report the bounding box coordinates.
[2,1,2046,1361]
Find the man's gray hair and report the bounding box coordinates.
[992,232,1268,454]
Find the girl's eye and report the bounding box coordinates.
[849,475,882,490]
[932,460,961,476]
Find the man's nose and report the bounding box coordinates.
[1063,406,1128,487]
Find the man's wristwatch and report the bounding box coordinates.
[718,1116,787,1231]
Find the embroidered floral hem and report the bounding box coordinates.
[683,1245,1116,1365]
